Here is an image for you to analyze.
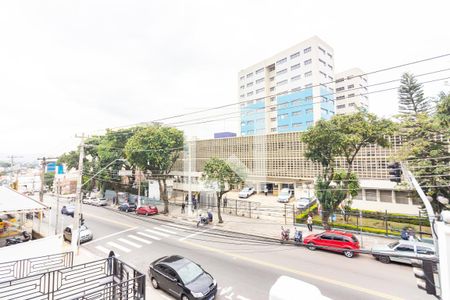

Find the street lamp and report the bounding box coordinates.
[71,158,127,251]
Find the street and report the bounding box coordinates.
[55,202,433,300]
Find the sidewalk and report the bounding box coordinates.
[154,203,397,250]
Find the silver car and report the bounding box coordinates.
[92,198,108,206]
[63,225,93,243]
[372,240,435,264]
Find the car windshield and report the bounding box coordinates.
[242,188,249,192]
[280,190,289,196]
[298,198,309,203]
[388,241,399,249]
[176,262,204,285]
[80,225,88,231]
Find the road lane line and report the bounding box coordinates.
[153,226,177,234]
[179,226,215,241]
[161,224,191,231]
[95,245,110,254]
[128,235,152,244]
[118,238,142,248]
[145,229,169,237]
[137,232,161,240]
[83,227,138,245]
[107,241,131,253]
[181,240,402,300]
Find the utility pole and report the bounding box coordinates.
[6,155,22,189]
[72,134,85,253]
[55,179,60,235]
[37,156,58,202]
[137,168,141,207]
[187,141,192,216]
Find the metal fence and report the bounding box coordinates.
[0,252,73,283]
[0,256,145,300]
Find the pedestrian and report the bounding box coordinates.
[181,202,185,214]
[185,194,188,203]
[408,227,416,241]
[192,196,197,210]
[307,214,313,232]
[264,186,268,196]
[223,195,228,208]
[401,228,409,240]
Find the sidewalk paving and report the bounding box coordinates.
[153,202,397,250]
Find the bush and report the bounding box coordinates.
[310,220,401,236]
[295,203,318,222]
[347,208,429,226]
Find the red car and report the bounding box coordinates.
[303,230,360,258]
[136,205,159,216]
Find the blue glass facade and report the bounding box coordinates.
[240,99,265,136]
[276,88,314,133]
[320,86,335,120]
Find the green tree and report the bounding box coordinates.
[201,158,245,223]
[44,172,55,190]
[398,92,450,213]
[125,125,184,213]
[301,111,395,228]
[398,72,430,117]
[57,150,79,171]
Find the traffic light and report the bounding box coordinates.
[412,259,437,295]
[387,162,402,183]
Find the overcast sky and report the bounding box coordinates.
[1,0,449,161]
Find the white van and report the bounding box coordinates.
[269,276,331,300]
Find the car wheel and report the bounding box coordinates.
[307,242,316,250]
[127,208,130,212]
[146,212,149,216]
[181,295,189,300]
[151,277,159,289]
[378,255,391,264]
[343,250,354,258]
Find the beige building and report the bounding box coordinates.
[335,68,369,114]
[172,132,421,213]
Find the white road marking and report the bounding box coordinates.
[137,231,161,240]
[237,295,251,300]
[107,241,131,253]
[145,229,169,237]
[179,226,215,241]
[95,245,110,254]
[153,226,177,234]
[128,235,152,244]
[95,245,120,257]
[161,224,191,231]
[118,238,142,248]
[83,227,138,245]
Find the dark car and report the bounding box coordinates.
[149,255,217,300]
[61,205,75,217]
[118,202,137,212]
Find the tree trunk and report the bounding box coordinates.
[321,210,331,230]
[158,179,169,214]
[217,192,223,223]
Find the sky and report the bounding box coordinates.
[1,0,450,162]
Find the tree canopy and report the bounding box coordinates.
[201,158,245,223]
[398,72,430,117]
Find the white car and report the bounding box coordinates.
[277,188,293,203]
[63,225,93,243]
[296,197,316,210]
[92,198,108,206]
[372,240,435,264]
[82,196,96,205]
[239,187,255,198]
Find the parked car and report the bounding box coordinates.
[82,197,95,205]
[92,198,108,206]
[296,197,316,210]
[136,205,158,216]
[269,276,331,300]
[118,202,137,212]
[303,230,360,258]
[63,225,93,243]
[238,187,255,198]
[61,205,75,217]
[277,188,293,203]
[372,240,435,264]
[149,255,217,300]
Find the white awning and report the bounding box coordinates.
[0,186,49,214]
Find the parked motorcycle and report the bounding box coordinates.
[280,226,290,244]
[5,231,31,246]
[294,228,303,245]
[197,216,209,227]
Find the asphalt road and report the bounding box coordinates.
[68,203,435,300]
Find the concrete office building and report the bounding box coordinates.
[238,36,336,136]
[335,68,369,114]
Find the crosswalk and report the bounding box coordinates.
[90,224,198,256]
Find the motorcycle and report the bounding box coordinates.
[294,228,303,245]
[196,216,209,227]
[5,231,31,246]
[280,226,290,244]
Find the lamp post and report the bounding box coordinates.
[71,158,126,252]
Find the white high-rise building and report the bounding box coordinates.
[335,68,369,114]
[238,36,336,136]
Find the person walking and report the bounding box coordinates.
[192,196,197,210]
[307,214,313,232]
[223,195,228,208]
[264,186,268,196]
[181,202,186,214]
